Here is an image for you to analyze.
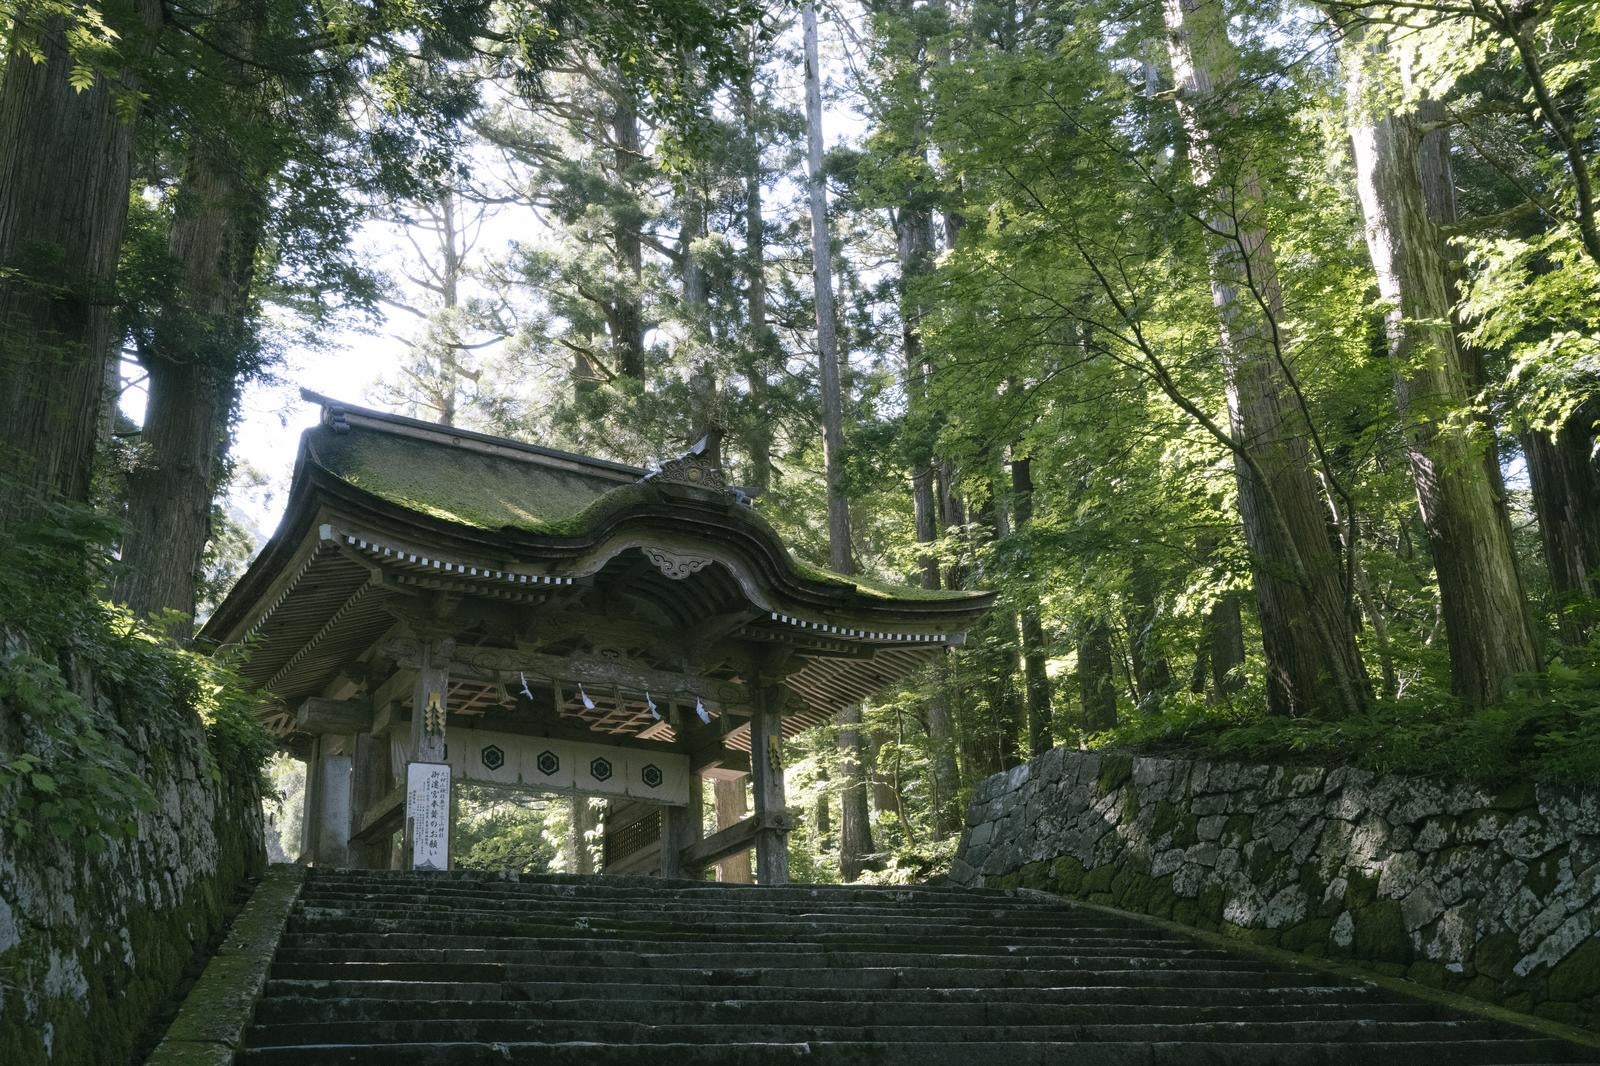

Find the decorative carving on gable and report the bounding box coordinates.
[644,431,728,493]
[642,546,714,580]
[649,451,726,492]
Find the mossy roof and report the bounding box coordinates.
[301,399,983,605]
[310,426,630,535]
[787,557,970,601]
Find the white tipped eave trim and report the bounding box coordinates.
[769,612,947,645]
[321,525,574,587]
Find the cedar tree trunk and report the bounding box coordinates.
[1164,0,1370,717]
[835,702,875,880]
[0,3,161,532]
[1346,31,1540,705]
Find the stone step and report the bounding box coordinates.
[301,870,1019,901]
[276,929,1205,953]
[244,1017,1535,1048]
[265,959,1340,989]
[299,878,1026,898]
[294,887,1041,915]
[237,1038,1600,1066]
[235,871,1600,1066]
[282,914,1168,944]
[291,894,1137,924]
[272,944,1257,967]
[291,889,1113,928]
[258,978,1399,1007]
[286,901,1158,933]
[254,993,1451,1027]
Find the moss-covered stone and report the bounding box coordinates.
[1220,923,1280,947]
[1246,841,1292,882]
[952,748,1600,1034]
[1297,862,1324,900]
[1196,885,1227,928]
[1533,1000,1584,1025]
[149,866,303,1066]
[1492,780,1538,811]
[1406,960,1449,988]
[1109,866,1139,905]
[0,719,265,1066]
[1096,754,1134,796]
[1150,800,1182,841]
[1221,814,1253,848]
[1547,937,1600,1002]
[1474,932,1521,980]
[1352,900,1413,964]
[1461,810,1512,841]
[1526,852,1564,899]
[1146,876,1179,919]
[1085,864,1116,894]
[1281,918,1332,953]
[1050,856,1087,895]
[1343,872,1380,911]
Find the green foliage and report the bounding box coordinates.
[0,647,146,851]
[1461,226,1600,432]
[1086,659,1600,785]
[264,752,306,860]
[36,0,1593,889]
[271,0,1600,887]
[0,499,273,849]
[850,835,960,887]
[452,784,565,872]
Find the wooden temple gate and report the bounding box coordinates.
[201,393,992,882]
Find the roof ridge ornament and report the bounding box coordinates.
[644,430,729,494]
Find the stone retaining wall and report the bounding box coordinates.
[949,748,1600,1030]
[0,675,266,1065]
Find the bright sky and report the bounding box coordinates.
[234,352,394,528]
[117,345,400,544]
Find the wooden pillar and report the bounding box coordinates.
[303,737,352,866]
[660,775,704,879]
[299,747,319,861]
[347,731,391,869]
[749,679,789,885]
[713,777,753,883]
[409,637,452,763]
[403,637,453,870]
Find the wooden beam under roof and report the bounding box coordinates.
[383,639,752,710]
[295,698,374,736]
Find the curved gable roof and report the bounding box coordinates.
[283,391,986,610]
[200,393,994,728]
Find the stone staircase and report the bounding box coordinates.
[238,869,1600,1065]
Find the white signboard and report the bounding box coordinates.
[442,727,690,805]
[406,761,452,871]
